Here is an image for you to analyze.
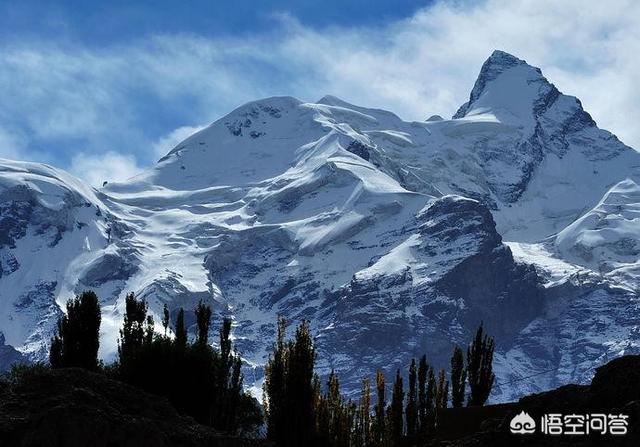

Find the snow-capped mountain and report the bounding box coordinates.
[1,50,639,401]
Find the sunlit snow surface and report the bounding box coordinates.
[2,51,640,401]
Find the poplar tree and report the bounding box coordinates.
[406,359,418,437]
[424,367,437,432]
[118,293,147,366]
[450,345,466,408]
[50,290,101,370]
[195,300,212,344]
[175,308,187,349]
[358,378,372,447]
[264,318,317,446]
[389,369,404,444]
[417,355,428,433]
[162,303,170,336]
[286,320,316,446]
[467,323,495,407]
[264,317,287,445]
[435,369,449,409]
[374,370,386,445]
[144,315,154,346]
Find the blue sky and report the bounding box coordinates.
[0,0,638,186]
[0,1,432,42]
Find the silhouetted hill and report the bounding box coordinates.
[1,356,639,446]
[430,355,640,446]
[0,366,269,447]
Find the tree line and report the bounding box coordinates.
[49,290,261,435]
[263,317,495,447]
[48,290,496,445]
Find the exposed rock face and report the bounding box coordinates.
[0,367,268,447]
[315,196,543,391]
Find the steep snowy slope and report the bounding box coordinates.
[1,50,639,401]
[556,179,640,278]
[0,159,136,359]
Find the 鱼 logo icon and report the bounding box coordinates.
[510,411,536,434]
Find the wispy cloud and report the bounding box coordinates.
[1,0,638,186]
[69,151,144,188]
[0,127,26,160]
[151,124,207,160]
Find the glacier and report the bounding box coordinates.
[1,50,639,402]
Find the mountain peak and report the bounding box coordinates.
[453,50,548,121]
[454,50,598,138]
[485,50,531,71]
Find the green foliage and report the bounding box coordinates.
[43,287,496,444]
[424,367,437,433]
[7,362,49,385]
[450,345,466,408]
[264,316,288,444]
[49,290,101,370]
[466,323,495,407]
[161,303,170,336]
[373,370,386,446]
[116,294,260,435]
[174,308,187,349]
[405,359,417,437]
[417,355,428,435]
[389,369,404,444]
[435,369,449,409]
[117,292,147,368]
[354,378,372,447]
[265,320,495,446]
[195,300,212,345]
[264,318,317,446]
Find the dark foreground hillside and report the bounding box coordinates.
[0,367,269,447]
[431,355,640,446]
[1,356,639,446]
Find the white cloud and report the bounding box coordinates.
[69,151,143,187]
[152,124,207,160]
[267,0,640,148]
[0,127,25,160]
[1,0,639,176]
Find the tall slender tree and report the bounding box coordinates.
[450,345,467,408]
[374,370,386,446]
[195,300,212,344]
[406,359,418,437]
[162,303,170,336]
[144,314,154,346]
[327,370,350,447]
[424,367,437,432]
[50,290,101,370]
[417,355,428,434]
[286,320,316,446]
[175,308,187,349]
[358,378,372,447]
[118,292,147,366]
[435,369,449,409]
[466,323,495,407]
[264,318,317,447]
[264,317,287,445]
[389,369,404,444]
